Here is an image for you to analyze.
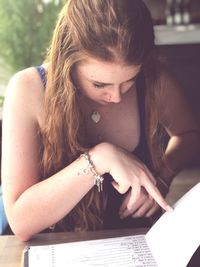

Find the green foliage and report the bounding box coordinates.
[0,96,4,107]
[0,0,65,73]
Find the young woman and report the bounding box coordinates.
[2,0,200,241]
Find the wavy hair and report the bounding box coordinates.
[40,0,164,232]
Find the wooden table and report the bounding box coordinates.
[0,228,147,267]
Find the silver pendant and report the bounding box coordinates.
[91,111,101,123]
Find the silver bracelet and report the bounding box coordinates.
[80,152,104,192]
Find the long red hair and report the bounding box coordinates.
[40,0,164,231]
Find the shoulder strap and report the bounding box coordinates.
[35,65,46,89]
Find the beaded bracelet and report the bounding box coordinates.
[80,152,104,192]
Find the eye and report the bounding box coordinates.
[127,77,136,84]
[123,79,135,88]
[93,83,106,89]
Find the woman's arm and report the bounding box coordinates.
[157,67,200,187]
[1,70,98,241]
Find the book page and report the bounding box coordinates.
[146,182,200,267]
[28,235,157,267]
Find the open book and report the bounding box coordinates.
[24,182,200,267]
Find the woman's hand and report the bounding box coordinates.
[118,173,170,220]
[119,188,160,219]
[92,143,172,212]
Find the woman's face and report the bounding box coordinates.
[73,57,141,105]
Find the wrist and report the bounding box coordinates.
[89,142,114,175]
[79,152,104,192]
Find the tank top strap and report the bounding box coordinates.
[35,65,46,89]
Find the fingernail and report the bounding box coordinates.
[166,205,173,212]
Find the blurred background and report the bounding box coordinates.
[0,0,65,107]
[144,0,200,123]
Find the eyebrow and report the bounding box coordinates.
[88,75,138,86]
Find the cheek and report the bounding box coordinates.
[77,80,94,95]
[80,84,105,98]
[102,91,110,97]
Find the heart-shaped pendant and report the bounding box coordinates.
[91,111,101,123]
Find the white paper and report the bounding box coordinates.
[29,235,157,267]
[146,182,200,267]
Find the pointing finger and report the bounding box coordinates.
[143,178,172,212]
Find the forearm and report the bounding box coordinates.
[6,146,104,241]
[157,131,200,187]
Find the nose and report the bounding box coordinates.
[109,87,122,103]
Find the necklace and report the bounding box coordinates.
[91,110,101,123]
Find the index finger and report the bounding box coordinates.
[143,178,173,212]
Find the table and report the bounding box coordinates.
[0,228,147,267]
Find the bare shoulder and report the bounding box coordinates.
[4,67,45,124]
[2,67,45,203]
[156,62,200,135]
